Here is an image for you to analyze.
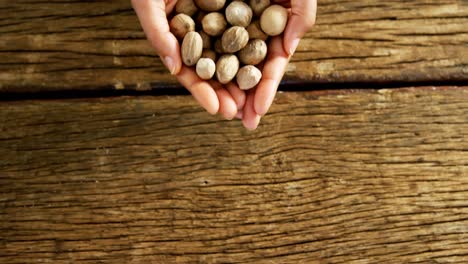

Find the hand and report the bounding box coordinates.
[132,0,246,120]
[242,0,317,130]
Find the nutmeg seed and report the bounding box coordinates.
[195,0,226,12]
[214,38,224,54]
[199,31,211,49]
[201,49,217,61]
[249,0,270,17]
[236,65,262,90]
[221,26,249,53]
[202,12,227,36]
[170,14,196,39]
[260,5,288,36]
[216,54,239,84]
[181,32,203,66]
[196,58,216,80]
[238,39,267,65]
[175,0,198,16]
[195,11,207,25]
[225,1,253,27]
[246,20,268,41]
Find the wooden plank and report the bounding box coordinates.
[0,0,466,92]
[1,87,467,263]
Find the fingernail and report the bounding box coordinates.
[243,117,260,131]
[162,56,176,75]
[289,38,301,56]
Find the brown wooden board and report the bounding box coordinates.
[0,0,467,92]
[1,87,467,263]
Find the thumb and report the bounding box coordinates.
[284,0,317,56]
[132,0,181,75]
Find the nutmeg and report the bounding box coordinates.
[196,58,216,80]
[246,20,268,41]
[170,14,196,39]
[225,1,253,27]
[195,0,226,12]
[214,38,224,54]
[249,0,270,17]
[202,12,227,36]
[199,31,211,49]
[221,26,249,53]
[201,49,217,61]
[238,39,267,65]
[181,32,203,66]
[175,0,198,16]
[195,11,207,25]
[260,5,288,36]
[236,65,262,90]
[216,55,239,84]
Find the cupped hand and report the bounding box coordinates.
[242,0,317,130]
[132,0,246,120]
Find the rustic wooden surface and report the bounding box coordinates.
[1,87,467,263]
[0,0,467,92]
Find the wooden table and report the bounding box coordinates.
[1,1,467,263]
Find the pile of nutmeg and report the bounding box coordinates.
[170,0,288,90]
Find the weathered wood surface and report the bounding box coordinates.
[0,0,467,92]
[1,87,467,263]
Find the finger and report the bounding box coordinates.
[177,66,219,115]
[235,110,244,120]
[214,88,238,120]
[209,80,238,120]
[132,0,182,75]
[254,36,289,116]
[226,82,246,110]
[243,90,261,130]
[284,0,317,55]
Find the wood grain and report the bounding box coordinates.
[1,87,467,263]
[0,0,467,92]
